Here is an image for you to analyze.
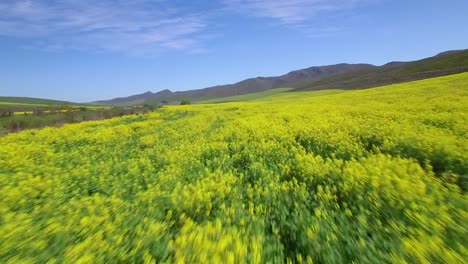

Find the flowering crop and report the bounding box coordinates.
[1,73,467,263]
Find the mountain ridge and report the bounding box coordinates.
[296,49,468,92]
[94,63,375,105]
[93,49,468,105]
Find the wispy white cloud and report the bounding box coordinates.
[0,0,208,54]
[223,0,366,24]
[0,0,370,54]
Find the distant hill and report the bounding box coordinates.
[0,96,75,105]
[93,49,468,105]
[3,50,467,106]
[94,64,374,105]
[295,49,468,91]
[78,50,468,106]
[199,88,294,104]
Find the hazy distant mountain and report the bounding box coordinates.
[96,89,173,106]
[95,63,373,105]
[94,49,468,105]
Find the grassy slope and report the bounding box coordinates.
[255,89,348,102]
[0,97,110,109]
[198,89,348,104]
[110,96,188,106]
[0,102,52,107]
[0,96,75,105]
[198,88,294,103]
[110,99,148,107]
[0,73,467,262]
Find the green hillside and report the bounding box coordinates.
[297,49,468,91]
[199,88,293,103]
[0,96,75,105]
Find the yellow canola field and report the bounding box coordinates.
[1,73,467,263]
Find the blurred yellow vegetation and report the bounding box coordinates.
[0,73,467,263]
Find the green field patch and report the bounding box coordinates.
[0,101,50,107]
[199,88,294,103]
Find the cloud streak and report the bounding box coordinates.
[223,0,365,24]
[0,0,207,54]
[0,0,369,54]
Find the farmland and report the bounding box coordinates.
[0,101,157,135]
[0,73,467,262]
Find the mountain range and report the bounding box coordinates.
[94,64,374,106]
[90,49,466,105]
[296,49,468,91]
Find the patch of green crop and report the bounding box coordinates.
[199,88,294,103]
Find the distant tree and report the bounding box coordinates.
[180,99,191,105]
[142,104,158,112]
[33,109,44,115]
[0,111,14,117]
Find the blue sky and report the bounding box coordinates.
[0,0,467,102]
